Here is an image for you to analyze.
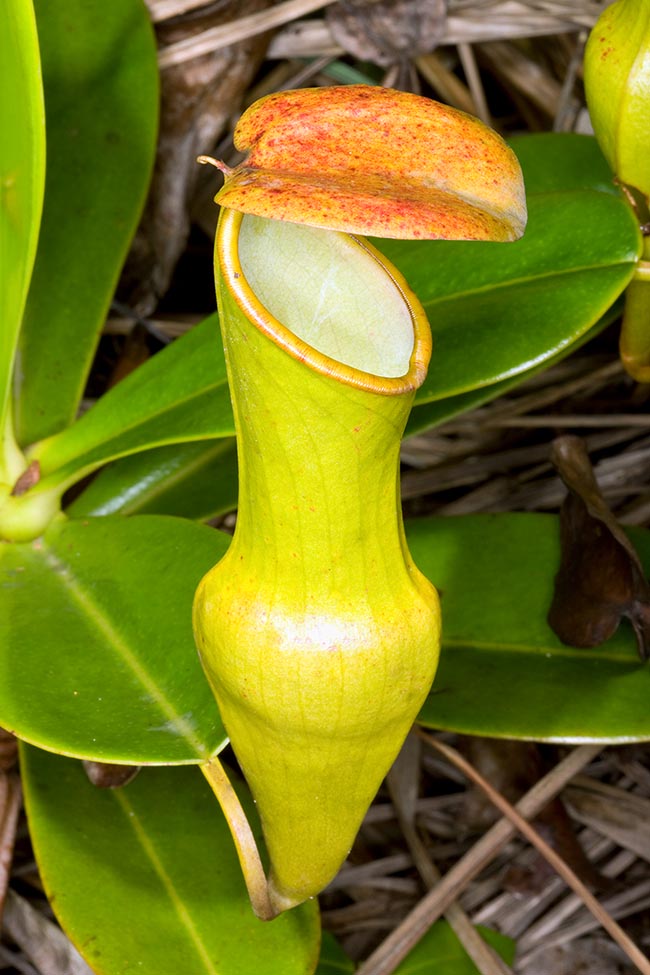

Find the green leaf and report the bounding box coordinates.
[408,371,533,437]
[314,924,514,975]
[0,0,44,483]
[508,132,619,196]
[67,437,238,522]
[407,513,650,742]
[315,934,355,974]
[29,317,234,496]
[406,299,621,436]
[392,922,515,974]
[380,133,639,411]
[380,189,641,404]
[14,0,159,447]
[0,514,230,763]
[21,747,321,975]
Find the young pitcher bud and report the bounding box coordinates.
[584,0,650,197]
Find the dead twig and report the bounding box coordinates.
[158,0,338,68]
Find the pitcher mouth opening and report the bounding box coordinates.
[216,208,432,395]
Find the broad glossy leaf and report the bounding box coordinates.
[0,0,44,479]
[379,189,641,404]
[30,317,234,495]
[406,302,620,435]
[378,133,639,408]
[408,370,535,436]
[15,0,158,447]
[0,514,229,763]
[392,922,514,974]
[21,747,320,975]
[507,133,618,196]
[67,438,238,521]
[407,514,650,742]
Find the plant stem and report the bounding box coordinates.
[0,471,63,543]
[0,400,25,490]
[620,237,650,382]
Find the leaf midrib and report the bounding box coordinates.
[114,786,221,975]
[442,635,639,665]
[420,255,637,310]
[41,538,211,759]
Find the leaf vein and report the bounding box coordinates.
[442,636,639,664]
[115,787,221,975]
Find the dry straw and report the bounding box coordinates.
[151,0,609,69]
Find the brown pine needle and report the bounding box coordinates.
[426,737,650,975]
[0,773,21,923]
[356,742,603,975]
[387,747,513,975]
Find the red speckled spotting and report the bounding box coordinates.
[214,85,527,242]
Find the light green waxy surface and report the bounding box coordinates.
[239,216,414,377]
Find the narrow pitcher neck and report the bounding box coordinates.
[215,210,431,591]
